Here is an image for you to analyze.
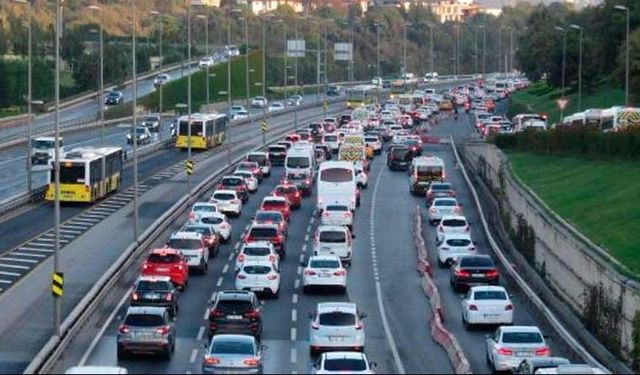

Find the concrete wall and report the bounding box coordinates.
[461,141,640,361]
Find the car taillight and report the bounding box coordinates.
[505,304,513,311]
[438,226,444,232]
[342,212,352,218]
[244,309,261,319]
[355,323,363,330]
[468,304,478,311]
[485,270,499,278]
[305,269,316,276]
[429,207,437,213]
[238,254,246,262]
[156,325,171,335]
[535,347,550,356]
[311,322,320,330]
[465,226,470,232]
[210,309,224,318]
[334,270,346,276]
[243,357,260,366]
[232,199,241,205]
[132,292,139,301]
[176,264,183,271]
[456,270,471,277]
[237,274,247,279]
[220,223,229,229]
[498,348,513,356]
[267,274,278,280]
[323,212,331,217]
[268,255,276,262]
[142,263,149,270]
[165,293,173,301]
[118,325,130,334]
[204,356,221,365]
[440,246,450,251]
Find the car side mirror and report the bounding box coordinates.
[260,344,268,352]
[359,312,368,319]
[300,261,306,267]
[370,361,378,368]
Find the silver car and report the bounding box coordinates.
[116,306,175,360]
[202,334,264,374]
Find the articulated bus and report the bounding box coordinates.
[176,113,228,150]
[346,85,379,109]
[46,146,123,203]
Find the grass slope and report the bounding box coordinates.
[507,152,640,274]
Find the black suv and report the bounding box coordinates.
[130,276,179,317]
[268,145,287,166]
[208,290,263,339]
[386,145,413,171]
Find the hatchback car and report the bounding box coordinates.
[426,182,456,203]
[486,326,550,373]
[267,145,287,166]
[314,225,353,266]
[320,203,354,232]
[428,198,463,225]
[208,290,262,339]
[232,171,258,193]
[244,223,286,259]
[211,190,243,217]
[166,231,209,274]
[449,254,499,292]
[251,96,268,108]
[126,127,151,145]
[130,276,179,317]
[303,255,347,294]
[236,161,264,181]
[181,223,219,256]
[217,176,250,203]
[236,260,281,298]
[309,302,366,356]
[386,145,413,171]
[117,306,175,360]
[202,334,264,374]
[154,74,170,87]
[437,233,475,267]
[436,215,470,243]
[247,152,271,177]
[313,352,376,374]
[141,248,189,289]
[105,91,124,105]
[194,211,233,244]
[269,102,285,112]
[260,196,291,221]
[272,184,302,209]
[462,286,514,329]
[235,242,279,273]
[252,210,288,236]
[141,115,162,132]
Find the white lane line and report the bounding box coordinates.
[294,279,300,289]
[302,244,307,252]
[1,257,38,264]
[222,264,229,274]
[310,217,315,225]
[203,308,210,320]
[12,252,46,258]
[78,287,132,366]
[299,253,305,263]
[304,234,309,242]
[306,226,311,234]
[19,247,53,253]
[290,327,297,341]
[32,238,54,243]
[291,309,297,323]
[197,326,205,341]
[228,252,234,262]
[297,266,303,276]
[234,242,241,251]
[0,280,12,284]
[189,348,198,363]
[0,263,29,270]
[292,294,298,304]
[369,166,406,375]
[216,277,223,287]
[99,203,123,209]
[61,225,87,231]
[0,271,20,277]
[70,219,99,225]
[244,224,250,231]
[290,347,298,364]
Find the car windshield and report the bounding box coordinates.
[200,216,224,225]
[211,340,255,355]
[249,228,278,237]
[310,259,341,268]
[244,247,271,256]
[137,280,172,291]
[124,313,165,327]
[269,146,286,153]
[287,157,310,168]
[391,148,411,159]
[222,178,243,186]
[446,238,471,247]
[255,212,282,222]
[242,265,273,274]
[365,137,378,142]
[32,140,56,149]
[320,168,353,183]
[168,238,201,250]
[434,200,457,207]
[276,186,297,194]
[460,257,494,267]
[431,183,452,191]
[319,312,356,326]
[216,299,253,314]
[502,332,544,344]
[147,253,180,263]
[474,291,507,300]
[248,155,266,164]
[144,116,158,122]
[319,231,346,243]
[324,359,367,372]
[442,219,467,227]
[325,135,338,142]
[213,193,235,201]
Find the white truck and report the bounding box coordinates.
[31,137,64,165]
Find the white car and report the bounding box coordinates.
[247,152,271,178]
[428,197,463,225]
[309,302,366,356]
[302,255,347,293]
[379,110,394,121]
[235,242,279,273]
[313,352,376,374]
[167,231,209,274]
[355,164,368,189]
[364,135,382,155]
[436,215,470,244]
[462,286,513,329]
[232,110,249,120]
[192,211,233,244]
[323,133,340,153]
[269,102,285,112]
[486,326,550,373]
[437,233,475,267]
[314,225,353,266]
[320,202,354,232]
[235,260,280,298]
[210,190,243,217]
[199,57,214,69]
[153,74,170,87]
[189,202,219,222]
[251,96,268,108]
[232,171,258,192]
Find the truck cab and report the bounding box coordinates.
[409,156,445,195]
[31,137,64,165]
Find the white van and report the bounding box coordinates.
[285,143,316,196]
[317,161,358,213]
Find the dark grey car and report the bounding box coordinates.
[117,306,175,360]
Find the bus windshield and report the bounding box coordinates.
[57,163,85,184]
[178,121,205,136]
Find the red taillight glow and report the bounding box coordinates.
[456,270,471,278]
[267,274,278,280]
[311,322,320,330]
[244,310,261,319]
[535,347,550,356]
[244,358,260,366]
[210,309,224,318]
[165,293,173,302]
[132,292,139,301]
[204,356,221,365]
[268,255,276,262]
[334,270,346,276]
[505,304,513,311]
[156,325,171,335]
[237,274,247,279]
[468,304,478,311]
[355,323,363,330]
[304,269,316,276]
[238,254,246,262]
[485,270,499,278]
[118,325,130,334]
[498,348,513,356]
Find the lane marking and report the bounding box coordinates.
[290,327,297,341]
[234,242,241,251]
[304,234,309,242]
[299,253,305,263]
[297,266,303,276]
[292,293,298,304]
[18,247,53,253]
[228,252,234,262]
[291,309,297,323]
[203,308,210,321]
[189,348,198,363]
[197,326,205,341]
[370,166,406,374]
[222,264,229,274]
[0,280,12,284]
[294,279,300,290]
[12,252,46,258]
[310,217,315,225]
[306,226,311,234]
[0,271,20,277]
[0,263,29,270]
[78,287,132,366]
[216,277,223,287]
[290,347,298,364]
[302,244,307,252]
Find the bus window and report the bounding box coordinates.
[58,163,85,184]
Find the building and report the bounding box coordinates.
[480,7,502,17]
[249,0,304,14]
[430,0,480,23]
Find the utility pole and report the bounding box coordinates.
[509,27,514,74]
[316,21,321,104]
[429,24,434,75]
[474,25,478,74]
[187,0,192,194]
[196,14,210,107]
[498,27,502,74]
[480,25,486,75]
[570,24,583,111]
[375,23,381,79]
[261,16,267,146]
[53,0,62,338]
[615,5,630,106]
[132,0,140,239]
[555,26,567,121]
[227,16,232,111]
[283,20,287,101]
[294,19,299,130]
[244,15,250,111]
[150,11,164,138]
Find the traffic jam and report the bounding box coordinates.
[109,76,581,375]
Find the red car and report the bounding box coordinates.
[285,133,300,143]
[272,184,302,209]
[260,196,291,221]
[244,223,286,259]
[142,248,189,289]
[253,210,288,236]
[236,161,263,181]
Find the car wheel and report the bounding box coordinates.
[340,286,347,295]
[310,348,319,357]
[116,345,127,361]
[437,258,447,268]
[463,314,472,331]
[302,285,309,294]
[273,288,280,299]
[162,346,172,361]
[170,305,177,318]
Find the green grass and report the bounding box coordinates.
[508,82,624,124]
[0,107,21,119]
[60,70,75,88]
[507,152,640,275]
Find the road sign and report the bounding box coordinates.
[261,121,268,133]
[287,40,305,58]
[186,160,195,175]
[334,43,353,61]
[52,272,64,298]
[323,100,329,111]
[556,98,569,110]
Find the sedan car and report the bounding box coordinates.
[181,223,220,256]
[202,334,263,374]
[426,182,456,203]
[235,242,279,273]
[126,127,151,145]
[269,102,285,112]
[208,290,262,339]
[235,260,281,298]
[428,197,463,225]
[141,248,189,289]
[436,215,470,243]
[271,184,302,209]
[287,95,303,106]
[486,326,550,373]
[320,202,354,232]
[210,190,243,217]
[260,196,291,222]
[313,352,376,374]
[303,255,347,294]
[309,302,366,356]
[141,114,162,132]
[386,145,413,171]
[154,73,170,87]
[166,231,209,274]
[462,286,513,329]
[232,110,249,120]
[437,233,475,267]
[130,276,179,317]
[314,225,353,266]
[193,211,233,244]
[251,96,268,108]
[117,306,175,360]
[247,152,271,178]
[105,91,124,105]
[449,254,499,292]
[514,357,571,375]
[236,161,264,181]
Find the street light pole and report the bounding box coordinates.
[498,27,502,74]
[227,16,232,112]
[150,10,163,137]
[53,0,62,338]
[570,24,583,111]
[88,4,104,145]
[474,25,478,74]
[244,16,250,111]
[403,23,408,78]
[509,27,514,74]
[375,23,381,79]
[283,20,287,101]
[615,5,630,106]
[555,26,567,121]
[429,24,434,75]
[480,25,486,75]
[132,0,139,240]
[196,14,209,107]
[187,0,192,194]
[294,19,299,130]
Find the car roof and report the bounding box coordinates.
[170,231,202,240]
[256,209,283,217]
[241,260,276,267]
[217,290,255,301]
[308,255,342,262]
[137,275,172,283]
[323,351,367,361]
[500,325,543,333]
[150,248,181,255]
[213,189,237,195]
[263,196,287,202]
[242,241,274,249]
[441,215,467,221]
[317,302,357,314]
[433,197,457,203]
[126,306,167,316]
[441,233,472,241]
[469,285,507,293]
[210,334,256,343]
[65,366,128,375]
[195,211,225,219]
[250,223,279,229]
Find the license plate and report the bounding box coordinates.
[251,287,263,292]
[516,351,531,357]
[472,273,484,278]
[156,268,169,272]
[227,315,242,320]
[484,314,500,319]
[329,336,345,342]
[134,332,153,340]
[319,273,331,278]
[145,293,160,300]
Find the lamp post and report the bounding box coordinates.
[87,3,104,145]
[12,0,33,192]
[555,26,567,121]
[53,0,63,338]
[131,0,140,241]
[498,27,502,74]
[509,26,514,74]
[429,23,435,75]
[186,0,193,194]
[570,24,583,112]
[474,25,478,74]
[150,10,163,135]
[615,5,630,106]
[196,14,210,107]
[375,23,382,79]
[402,23,411,79]
[479,25,486,75]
